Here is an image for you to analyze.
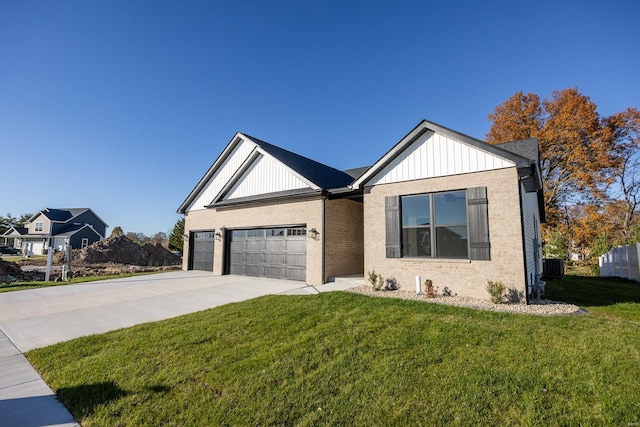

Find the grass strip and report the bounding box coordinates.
[0,272,165,293]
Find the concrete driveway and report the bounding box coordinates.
[0,271,357,426]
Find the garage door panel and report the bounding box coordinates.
[285,253,305,266]
[247,240,265,251]
[247,252,265,264]
[232,252,247,263]
[228,226,306,281]
[229,264,245,275]
[286,267,306,281]
[286,239,305,252]
[230,240,246,250]
[265,253,286,264]
[265,266,286,277]
[246,265,265,276]
[265,239,285,251]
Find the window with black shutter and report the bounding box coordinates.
[384,187,490,260]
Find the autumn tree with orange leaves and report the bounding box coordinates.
[486,88,640,261]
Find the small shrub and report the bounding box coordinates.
[441,286,456,297]
[506,288,524,303]
[385,277,399,291]
[486,280,506,304]
[367,270,384,291]
[423,279,438,298]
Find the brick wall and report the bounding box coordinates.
[324,198,364,279]
[363,168,527,300]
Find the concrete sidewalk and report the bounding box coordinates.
[0,271,360,426]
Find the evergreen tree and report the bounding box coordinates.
[110,226,124,238]
[169,218,185,252]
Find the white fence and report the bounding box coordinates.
[599,244,640,281]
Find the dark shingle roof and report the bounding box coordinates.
[495,139,539,162]
[242,134,355,189]
[40,208,88,222]
[53,223,100,237]
[343,166,370,180]
[2,227,28,236]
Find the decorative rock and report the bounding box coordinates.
[347,285,584,316]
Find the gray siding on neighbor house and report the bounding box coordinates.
[68,227,102,249]
[51,210,107,237]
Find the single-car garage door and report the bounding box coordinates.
[191,231,215,271]
[228,227,306,281]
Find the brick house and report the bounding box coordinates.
[178,120,544,302]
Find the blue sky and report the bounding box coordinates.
[1,0,638,236]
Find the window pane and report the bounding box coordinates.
[434,191,467,225]
[402,195,430,226]
[402,227,431,257]
[436,226,468,258]
[247,229,264,238]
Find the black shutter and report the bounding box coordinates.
[385,196,401,258]
[467,187,491,260]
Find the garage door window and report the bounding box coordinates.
[287,228,306,236]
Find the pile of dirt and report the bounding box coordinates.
[73,235,181,266]
[3,236,181,283]
[0,258,45,282]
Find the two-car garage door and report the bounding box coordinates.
[228,227,306,281]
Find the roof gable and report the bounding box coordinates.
[179,133,354,213]
[216,153,313,203]
[181,137,256,212]
[29,208,96,224]
[352,120,532,189]
[53,223,102,238]
[2,226,27,237]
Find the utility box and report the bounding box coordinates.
[543,258,565,280]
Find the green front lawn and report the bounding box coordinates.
[0,273,162,293]
[27,275,640,426]
[544,274,640,321]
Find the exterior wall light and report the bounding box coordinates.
[215,231,223,241]
[308,228,319,240]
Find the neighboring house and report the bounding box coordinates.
[2,208,108,255]
[179,119,545,302]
